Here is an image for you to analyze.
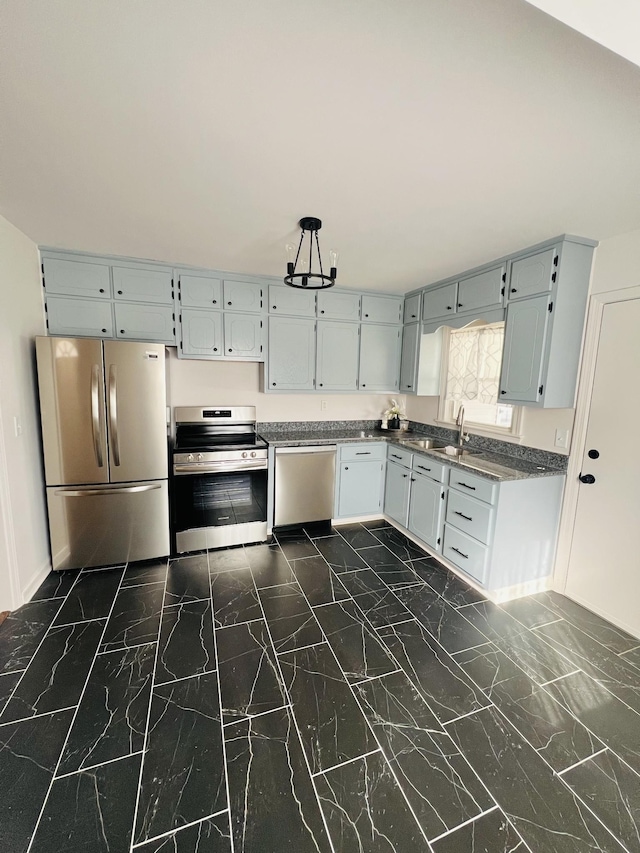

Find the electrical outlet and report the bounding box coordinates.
[321,400,327,411]
[554,428,569,449]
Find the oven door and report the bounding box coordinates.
[172,467,268,552]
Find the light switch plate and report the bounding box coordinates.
[555,428,569,449]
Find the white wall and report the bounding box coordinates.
[0,215,50,607]
[589,228,640,294]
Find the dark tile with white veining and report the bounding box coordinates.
[165,555,212,605]
[455,644,603,771]
[279,643,376,774]
[350,586,413,629]
[355,672,492,840]
[372,565,423,589]
[245,545,296,587]
[211,567,262,627]
[52,567,123,625]
[225,708,332,852]
[208,546,250,574]
[499,595,560,630]
[121,558,168,588]
[135,813,231,852]
[155,600,215,684]
[0,598,63,673]
[135,672,226,844]
[408,559,486,607]
[0,670,21,713]
[316,751,429,852]
[370,526,427,561]
[216,620,285,722]
[290,555,350,606]
[0,709,73,853]
[339,567,388,597]
[562,749,640,850]
[1,620,105,722]
[620,646,640,671]
[31,570,79,601]
[543,671,640,774]
[490,626,578,685]
[275,534,320,560]
[304,524,341,538]
[357,544,411,571]
[446,706,627,853]
[360,519,393,531]
[457,600,527,645]
[100,581,164,653]
[258,583,323,653]
[534,591,639,653]
[336,522,380,549]
[30,752,142,853]
[396,586,488,654]
[314,535,369,573]
[58,642,154,774]
[431,810,525,853]
[378,620,488,724]
[314,599,397,682]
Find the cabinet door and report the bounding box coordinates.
[268,316,316,390]
[180,308,223,357]
[112,266,173,304]
[114,303,176,344]
[316,321,359,391]
[422,283,457,322]
[43,258,111,299]
[457,266,504,313]
[223,280,263,312]
[359,324,401,392]
[268,285,316,317]
[361,294,403,324]
[178,274,223,309]
[224,313,263,359]
[408,472,445,550]
[337,460,384,517]
[403,294,421,323]
[46,296,114,338]
[508,248,556,300]
[399,323,419,393]
[384,460,411,526]
[317,291,361,321]
[499,295,549,404]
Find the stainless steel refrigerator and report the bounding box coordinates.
[36,336,170,571]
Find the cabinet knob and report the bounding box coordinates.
[500,390,506,395]
[99,288,105,293]
[212,299,217,304]
[319,383,323,387]
[411,478,416,482]
[213,347,218,352]
[320,310,325,314]
[228,348,232,353]
[101,328,107,333]
[272,382,276,386]
[362,384,366,388]
[120,329,125,334]
[403,473,408,478]
[446,305,452,310]
[411,314,416,318]
[511,288,517,294]
[588,449,600,459]
[272,305,277,309]
[345,466,349,470]
[117,290,123,295]
[227,301,232,306]
[457,303,463,308]
[364,313,369,317]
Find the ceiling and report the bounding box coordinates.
[1,0,640,294]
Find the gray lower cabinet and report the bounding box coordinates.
[407,471,445,551]
[180,308,223,357]
[114,302,176,344]
[384,460,411,526]
[46,296,114,338]
[359,324,401,392]
[335,443,386,518]
[268,316,316,390]
[316,321,359,391]
[224,313,263,359]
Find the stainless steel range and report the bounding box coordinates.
[171,406,268,552]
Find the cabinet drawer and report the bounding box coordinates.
[411,455,447,483]
[442,524,489,584]
[446,490,494,545]
[386,445,412,468]
[448,469,497,505]
[340,443,386,462]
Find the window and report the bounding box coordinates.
[439,322,518,433]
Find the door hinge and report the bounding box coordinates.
[437,537,441,545]
[180,341,183,351]
[260,344,263,353]
[553,254,559,267]
[501,271,506,283]
[441,491,445,500]
[501,286,505,296]
[548,301,553,313]
[538,384,544,395]
[172,313,175,321]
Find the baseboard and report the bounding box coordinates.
[22,558,53,604]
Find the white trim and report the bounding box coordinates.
[0,387,23,610]
[21,558,53,603]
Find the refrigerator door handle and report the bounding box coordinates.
[91,364,104,468]
[54,484,162,497]
[108,364,121,467]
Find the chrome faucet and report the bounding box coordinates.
[456,405,468,448]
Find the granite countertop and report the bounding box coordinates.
[257,427,565,482]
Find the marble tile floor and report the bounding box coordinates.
[1,522,640,852]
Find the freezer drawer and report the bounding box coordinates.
[47,480,169,570]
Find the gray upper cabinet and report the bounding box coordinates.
[224,313,263,359]
[508,248,556,300]
[43,257,111,299]
[317,290,361,322]
[180,309,223,357]
[399,322,419,393]
[499,294,549,404]
[403,293,421,323]
[457,266,505,313]
[316,321,359,391]
[422,282,457,322]
[114,302,176,344]
[268,316,316,390]
[359,324,401,392]
[112,266,173,304]
[361,294,403,324]
[178,273,223,308]
[46,296,114,338]
[268,285,316,317]
[223,279,263,312]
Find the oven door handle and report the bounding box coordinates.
[173,460,268,475]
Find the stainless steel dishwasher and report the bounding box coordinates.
[274,445,337,527]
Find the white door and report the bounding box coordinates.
[565,298,640,638]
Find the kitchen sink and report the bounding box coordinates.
[428,445,479,458]
[399,438,448,450]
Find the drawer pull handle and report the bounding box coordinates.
[457,481,476,491]
[454,511,473,521]
[391,454,402,460]
[450,546,469,559]
[417,464,431,472]
[355,452,371,456]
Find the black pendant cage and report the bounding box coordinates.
[285,217,337,289]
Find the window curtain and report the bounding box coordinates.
[446,323,504,404]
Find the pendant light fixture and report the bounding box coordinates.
[285,217,338,289]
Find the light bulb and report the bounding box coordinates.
[329,249,338,281]
[286,243,296,276]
